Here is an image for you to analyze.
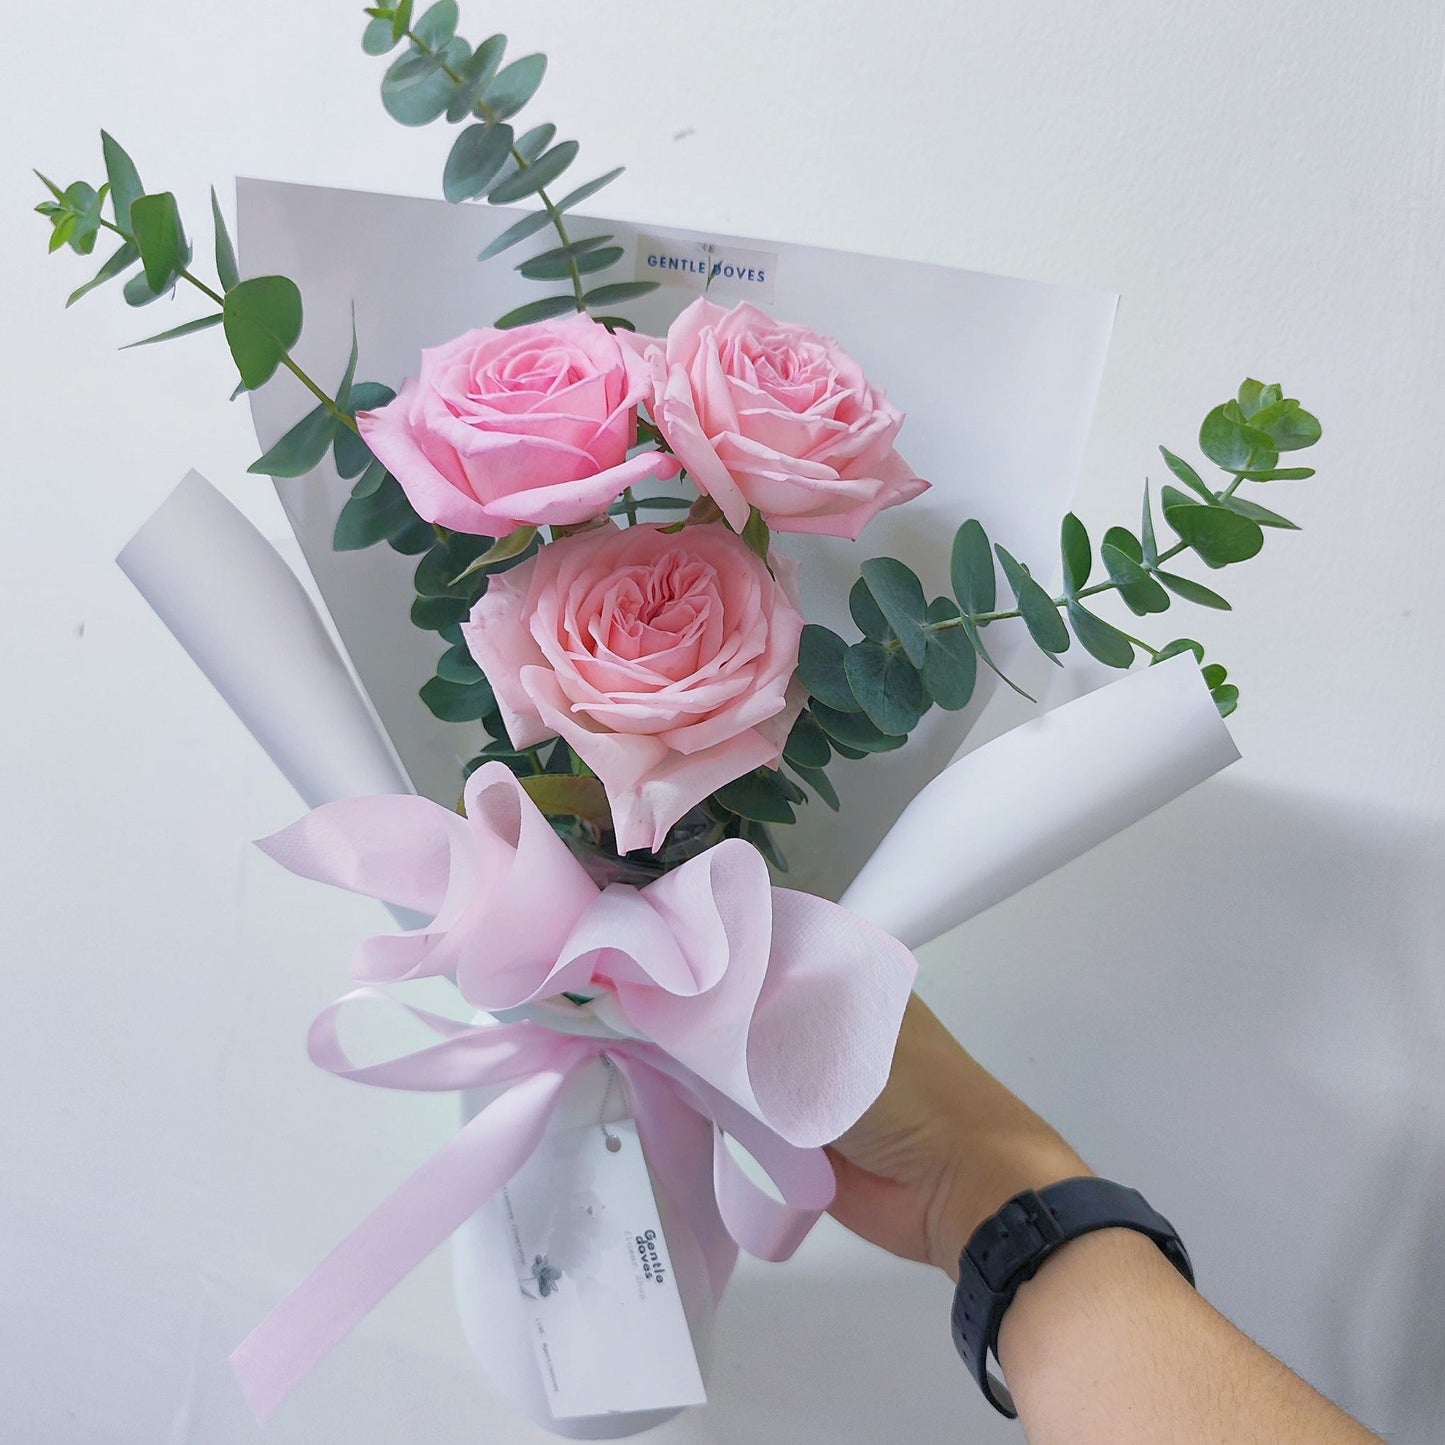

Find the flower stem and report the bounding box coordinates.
[407,30,588,312]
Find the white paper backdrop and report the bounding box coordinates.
[3,2,1443,1443]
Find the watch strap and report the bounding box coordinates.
[951,1176,1194,1417]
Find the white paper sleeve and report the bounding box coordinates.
[839,654,1240,950]
[117,471,414,808]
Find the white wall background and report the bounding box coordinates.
[3,2,1443,1442]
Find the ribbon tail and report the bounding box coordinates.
[230,1065,573,1423]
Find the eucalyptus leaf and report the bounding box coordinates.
[1066,601,1135,667]
[788,762,840,811]
[493,293,582,329]
[1199,404,1276,472]
[362,16,400,54]
[552,166,626,214]
[66,240,139,307]
[130,191,187,292]
[797,624,859,712]
[1228,466,1315,482]
[446,35,507,121]
[1162,498,1265,568]
[1252,401,1321,452]
[414,532,498,597]
[1154,570,1231,610]
[489,140,579,205]
[996,544,1069,656]
[247,400,337,477]
[222,275,303,390]
[950,518,996,615]
[782,710,832,769]
[390,516,438,555]
[411,592,469,632]
[477,208,555,261]
[436,641,483,683]
[120,313,224,348]
[714,770,796,825]
[1140,484,1160,566]
[334,474,417,551]
[859,557,928,666]
[581,280,658,307]
[1212,683,1240,718]
[100,132,144,231]
[921,599,978,709]
[1218,495,1299,529]
[420,673,496,722]
[413,0,458,49]
[809,702,907,753]
[483,53,546,119]
[382,35,467,125]
[1060,512,1091,595]
[1152,637,1206,664]
[844,641,927,735]
[1100,542,1170,615]
[1159,446,1214,503]
[350,457,387,497]
[443,122,515,202]
[1236,379,1282,419]
[210,188,240,291]
[518,237,623,281]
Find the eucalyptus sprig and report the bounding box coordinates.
[360,1,658,329]
[722,382,1323,822]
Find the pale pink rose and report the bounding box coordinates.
[463,522,806,855]
[357,312,673,536]
[631,298,929,540]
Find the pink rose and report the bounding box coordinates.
[634,298,929,540]
[357,312,673,536]
[463,522,806,855]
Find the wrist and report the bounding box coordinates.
[928,1135,1090,1280]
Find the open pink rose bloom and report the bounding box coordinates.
[634,297,930,539]
[357,312,675,536]
[464,521,806,854]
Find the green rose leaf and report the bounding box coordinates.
[1066,600,1135,668]
[443,122,516,203]
[996,544,1070,656]
[797,623,860,712]
[859,557,928,666]
[950,518,996,617]
[844,640,927,736]
[222,275,303,389]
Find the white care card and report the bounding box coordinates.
[499,1118,707,1419]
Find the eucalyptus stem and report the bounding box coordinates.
[406,29,588,312]
[95,215,359,433]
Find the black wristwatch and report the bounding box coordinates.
[951,1176,1195,1417]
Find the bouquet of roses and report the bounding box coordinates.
[35,0,1321,1431]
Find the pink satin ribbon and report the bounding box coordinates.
[234,762,916,1421]
[230,989,837,1423]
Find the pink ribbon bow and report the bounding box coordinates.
[233,763,916,1420]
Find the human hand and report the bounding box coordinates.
[827,994,1088,1278]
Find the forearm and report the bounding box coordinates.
[997,1229,1382,1445]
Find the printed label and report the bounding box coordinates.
[500,1117,707,1419]
[636,231,777,304]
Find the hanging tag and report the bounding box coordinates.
[500,1117,708,1419]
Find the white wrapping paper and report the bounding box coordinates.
[116,471,412,807]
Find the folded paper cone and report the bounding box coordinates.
[840,654,1240,950]
[117,471,413,808]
